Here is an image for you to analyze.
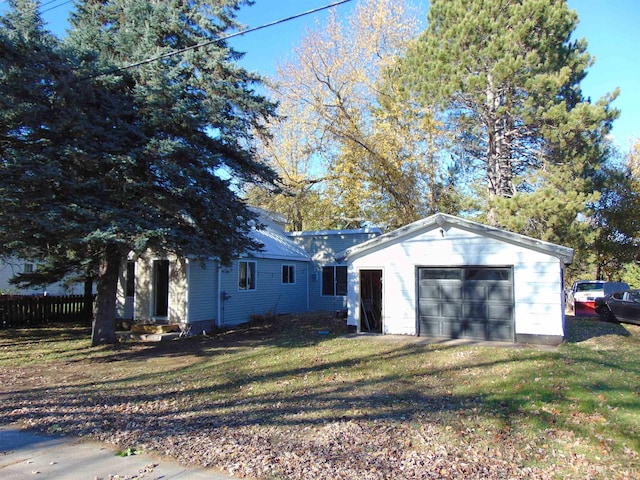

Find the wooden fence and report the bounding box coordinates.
[0,295,93,328]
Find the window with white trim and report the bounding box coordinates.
[239,260,256,290]
[282,264,295,284]
[322,265,347,296]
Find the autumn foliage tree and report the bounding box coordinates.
[249,0,460,231]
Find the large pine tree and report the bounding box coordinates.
[401,0,618,240]
[0,0,278,344]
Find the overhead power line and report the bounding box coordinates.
[40,0,73,14]
[81,0,354,81]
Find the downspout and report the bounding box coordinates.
[216,262,222,328]
[306,261,310,312]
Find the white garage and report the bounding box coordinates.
[337,213,574,345]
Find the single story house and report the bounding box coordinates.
[336,213,574,345]
[0,258,87,296]
[116,209,381,334]
[116,211,574,345]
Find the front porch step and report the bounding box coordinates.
[116,331,182,342]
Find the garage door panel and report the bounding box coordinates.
[441,303,462,318]
[419,318,442,336]
[461,321,487,339]
[418,299,436,317]
[462,303,513,321]
[442,285,463,301]
[417,267,514,341]
[442,320,486,339]
[486,322,513,340]
[419,300,463,318]
[420,269,461,280]
[463,302,488,320]
[488,304,513,319]
[419,283,462,300]
[466,268,511,281]
[464,284,487,301]
[487,285,512,301]
[419,284,440,299]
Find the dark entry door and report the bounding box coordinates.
[417,267,514,341]
[360,270,382,333]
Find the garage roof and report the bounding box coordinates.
[336,213,574,264]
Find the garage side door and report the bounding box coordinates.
[418,267,514,341]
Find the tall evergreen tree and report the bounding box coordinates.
[401,0,619,237]
[0,0,278,345]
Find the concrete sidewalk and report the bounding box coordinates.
[0,424,235,479]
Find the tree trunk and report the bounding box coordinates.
[91,245,124,346]
[485,77,514,226]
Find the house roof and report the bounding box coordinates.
[336,213,574,264]
[249,226,311,262]
[287,227,382,237]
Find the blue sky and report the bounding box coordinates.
[5,0,639,152]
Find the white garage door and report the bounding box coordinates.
[417,267,514,341]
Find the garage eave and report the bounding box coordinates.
[336,213,574,265]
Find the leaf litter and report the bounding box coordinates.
[0,314,638,479]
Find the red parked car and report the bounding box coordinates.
[567,280,630,316]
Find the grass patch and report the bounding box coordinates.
[0,313,638,479]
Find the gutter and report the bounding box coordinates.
[216,263,222,328]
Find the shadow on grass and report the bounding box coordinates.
[1,311,638,464]
[564,314,632,343]
[0,333,563,433]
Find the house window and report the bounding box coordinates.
[282,264,295,284]
[23,263,35,273]
[239,260,256,291]
[153,260,169,317]
[322,265,347,296]
[125,261,135,297]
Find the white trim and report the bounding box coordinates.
[287,227,382,237]
[151,258,170,320]
[337,213,574,264]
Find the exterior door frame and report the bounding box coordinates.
[359,269,383,333]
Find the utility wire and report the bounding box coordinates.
[41,0,72,14]
[81,0,354,81]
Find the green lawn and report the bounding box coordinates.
[0,314,638,479]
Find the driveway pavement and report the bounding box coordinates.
[0,424,235,479]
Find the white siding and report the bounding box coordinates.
[131,252,187,325]
[513,263,564,337]
[347,226,565,339]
